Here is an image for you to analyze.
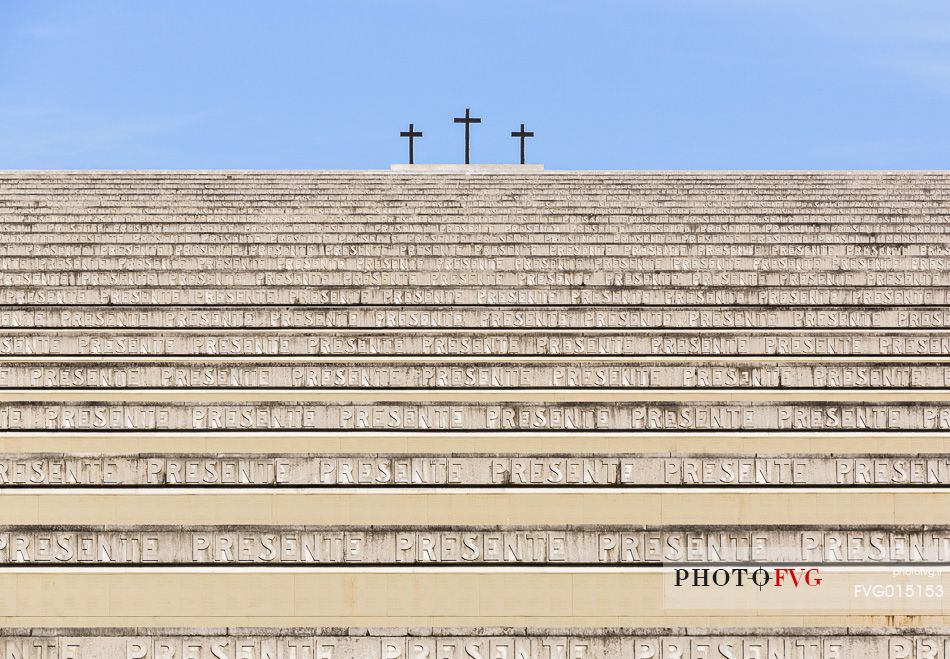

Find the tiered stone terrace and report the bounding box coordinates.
[0,171,948,655]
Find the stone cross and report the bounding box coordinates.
[511,123,535,165]
[453,108,481,164]
[399,123,423,165]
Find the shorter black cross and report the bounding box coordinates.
[511,123,535,165]
[399,123,423,164]
[453,108,481,164]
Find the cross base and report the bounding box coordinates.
[390,164,545,173]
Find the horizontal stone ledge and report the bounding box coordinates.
[8,193,949,201]
[3,221,942,230]
[11,221,950,232]
[10,183,941,191]
[9,392,944,405]
[13,206,948,216]
[4,176,944,182]
[10,200,950,209]
[22,236,947,248]
[53,223,912,232]
[6,200,950,208]
[0,245,938,258]
[4,251,943,267]
[1,306,945,329]
[21,198,937,205]
[2,331,947,357]
[2,453,949,486]
[7,286,950,306]
[9,182,945,190]
[13,222,938,231]
[1,204,945,212]
[0,630,940,659]
[7,212,950,221]
[11,241,950,254]
[5,233,948,245]
[9,178,943,184]
[2,361,950,389]
[3,237,942,249]
[17,180,941,186]
[0,630,941,659]
[4,402,950,431]
[0,525,947,564]
[3,193,946,201]
[3,227,943,236]
[3,256,946,272]
[12,271,950,288]
[26,200,950,207]
[12,625,950,635]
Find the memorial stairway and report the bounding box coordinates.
[0,170,948,656]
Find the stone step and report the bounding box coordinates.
[1,452,947,486]
[1,329,946,356]
[6,272,950,288]
[3,272,949,288]
[0,571,942,628]
[0,430,944,458]
[10,220,950,230]
[0,306,938,329]
[0,489,945,525]
[9,193,947,203]
[5,206,950,216]
[6,236,943,246]
[8,191,943,199]
[1,359,948,389]
[5,286,950,306]
[2,231,947,243]
[10,186,942,193]
[7,198,944,205]
[5,193,950,200]
[0,193,940,204]
[3,245,938,257]
[8,198,950,209]
[0,524,946,565]
[22,218,930,227]
[3,400,950,431]
[0,628,939,658]
[1,257,943,273]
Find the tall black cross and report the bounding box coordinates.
[453,108,481,164]
[511,123,535,165]
[399,123,423,164]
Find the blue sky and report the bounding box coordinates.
[2,0,950,169]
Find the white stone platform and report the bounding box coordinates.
[390,163,544,172]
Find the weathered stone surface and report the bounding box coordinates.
[2,330,947,356]
[4,171,950,634]
[0,627,941,659]
[2,453,948,486]
[2,360,947,388]
[7,268,950,288]
[3,402,950,431]
[0,525,946,564]
[4,220,950,233]
[3,255,949,275]
[3,285,950,306]
[2,306,943,329]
